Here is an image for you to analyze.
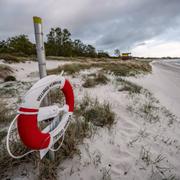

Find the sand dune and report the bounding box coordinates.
[128,59,180,119]
[1,59,180,180]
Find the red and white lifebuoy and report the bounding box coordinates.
[7,75,74,159]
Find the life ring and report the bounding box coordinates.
[16,75,74,151]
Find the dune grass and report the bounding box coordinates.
[4,75,16,82]
[76,95,115,127]
[0,53,34,63]
[0,94,115,179]
[0,130,7,142]
[47,56,112,62]
[39,95,115,179]
[117,78,142,94]
[105,61,151,76]
[0,100,15,125]
[83,73,109,88]
[48,63,92,75]
[0,64,13,80]
[48,60,152,77]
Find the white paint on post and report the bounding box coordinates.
[33,16,47,78]
[33,16,54,161]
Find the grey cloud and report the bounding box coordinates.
[0,0,180,52]
[93,0,180,51]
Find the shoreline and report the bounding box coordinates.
[128,59,180,119]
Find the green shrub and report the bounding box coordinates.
[102,61,152,76]
[48,61,151,77]
[77,95,115,127]
[83,73,109,88]
[0,142,35,177]
[0,53,32,63]
[0,64,13,79]
[95,73,109,84]
[0,94,115,179]
[0,130,7,142]
[84,102,115,127]
[0,54,21,63]
[117,78,142,94]
[82,78,96,88]
[4,75,16,82]
[0,100,15,124]
[48,63,92,75]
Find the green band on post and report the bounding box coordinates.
[33,16,42,24]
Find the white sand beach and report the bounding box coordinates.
[1,59,180,180]
[128,59,180,119]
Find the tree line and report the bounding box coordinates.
[0,27,110,58]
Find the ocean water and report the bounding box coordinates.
[163,59,180,68]
[174,60,180,66]
[170,60,180,68]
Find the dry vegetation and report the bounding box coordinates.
[48,60,152,76]
[117,78,142,94]
[0,54,21,63]
[127,89,161,124]
[0,100,15,125]
[83,73,109,88]
[0,130,7,142]
[0,54,34,63]
[47,56,112,62]
[76,95,115,127]
[0,93,115,180]
[0,64,14,80]
[0,64,16,82]
[39,95,115,179]
[48,63,93,75]
[0,136,38,179]
[0,57,153,179]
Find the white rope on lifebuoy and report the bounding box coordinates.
[6,115,36,159]
[6,114,68,158]
[49,130,65,152]
[6,74,74,159]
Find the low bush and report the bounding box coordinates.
[0,64,13,79]
[84,102,115,127]
[83,78,96,88]
[4,75,16,82]
[48,61,152,77]
[48,63,92,75]
[102,61,152,76]
[0,130,7,142]
[46,88,65,106]
[0,142,35,178]
[39,121,80,180]
[83,73,109,88]
[0,54,33,63]
[95,73,109,84]
[117,78,142,94]
[1,94,115,179]
[39,95,115,179]
[0,100,15,124]
[77,95,115,127]
[0,54,21,63]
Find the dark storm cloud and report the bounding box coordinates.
[92,0,180,50]
[0,0,180,52]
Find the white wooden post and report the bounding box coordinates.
[33,16,54,161]
[33,16,47,78]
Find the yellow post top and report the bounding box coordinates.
[33,16,42,24]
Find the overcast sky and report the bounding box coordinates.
[0,0,180,57]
